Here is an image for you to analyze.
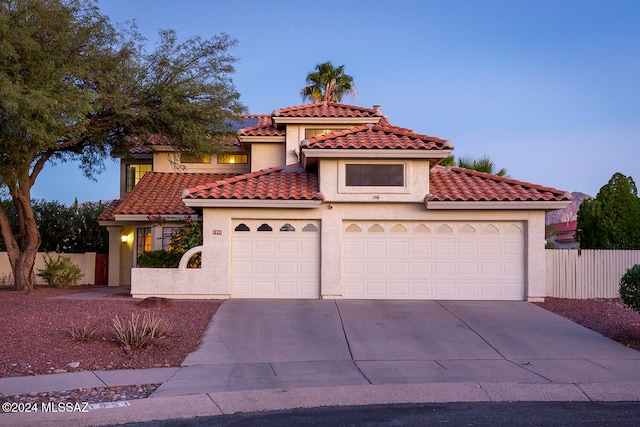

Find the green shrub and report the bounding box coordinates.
[137,250,181,268]
[37,253,83,288]
[619,264,640,312]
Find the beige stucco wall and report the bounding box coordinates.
[285,125,304,165]
[0,252,97,286]
[194,204,545,300]
[319,159,430,203]
[152,152,250,174]
[251,143,286,171]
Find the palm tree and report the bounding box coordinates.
[301,61,356,103]
[441,155,508,177]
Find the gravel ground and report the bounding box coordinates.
[534,297,640,352]
[2,288,639,406]
[0,286,219,406]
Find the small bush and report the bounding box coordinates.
[0,272,13,288]
[137,250,181,268]
[620,264,640,312]
[37,253,83,288]
[68,322,95,343]
[112,313,173,349]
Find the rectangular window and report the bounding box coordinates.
[181,154,211,164]
[217,154,248,164]
[305,128,342,139]
[125,164,152,192]
[162,227,181,251]
[136,227,152,259]
[345,164,404,186]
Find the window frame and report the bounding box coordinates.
[337,160,411,195]
[125,163,153,193]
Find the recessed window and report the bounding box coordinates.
[162,227,181,250]
[345,164,404,187]
[125,163,152,192]
[181,154,211,164]
[217,154,248,164]
[305,128,343,139]
[136,227,152,258]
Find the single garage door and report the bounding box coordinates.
[343,221,525,300]
[231,219,320,298]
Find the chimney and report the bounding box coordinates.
[373,104,383,115]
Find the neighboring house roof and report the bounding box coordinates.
[99,172,236,220]
[428,166,571,202]
[550,220,578,243]
[184,164,322,202]
[272,102,382,119]
[237,114,285,137]
[301,123,451,151]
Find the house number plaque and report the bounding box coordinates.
[212,230,222,235]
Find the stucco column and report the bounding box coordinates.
[106,226,122,287]
[526,212,547,301]
[320,204,343,298]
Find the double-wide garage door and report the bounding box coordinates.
[343,221,525,300]
[231,219,321,298]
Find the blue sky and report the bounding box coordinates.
[32,0,640,204]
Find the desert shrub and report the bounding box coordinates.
[37,253,83,288]
[137,250,181,268]
[620,264,640,312]
[112,313,173,349]
[68,322,95,343]
[0,272,13,288]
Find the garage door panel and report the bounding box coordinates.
[232,220,320,299]
[343,221,525,300]
[435,242,454,254]
[389,242,410,254]
[255,242,275,253]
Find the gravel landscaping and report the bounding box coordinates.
[1,286,639,406]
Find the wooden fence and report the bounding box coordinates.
[546,249,640,299]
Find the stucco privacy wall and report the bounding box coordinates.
[0,252,97,286]
[190,204,545,300]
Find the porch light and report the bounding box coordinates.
[121,235,128,243]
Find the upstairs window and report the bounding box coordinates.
[181,154,211,164]
[345,164,404,187]
[305,128,342,139]
[217,154,248,164]
[125,163,152,192]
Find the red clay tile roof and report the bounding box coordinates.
[428,166,571,202]
[97,198,123,222]
[101,172,237,219]
[301,124,451,150]
[273,102,382,119]
[184,165,323,201]
[238,114,284,137]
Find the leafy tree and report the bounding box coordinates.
[441,155,508,177]
[576,173,640,249]
[301,61,355,103]
[0,0,244,291]
[0,198,109,253]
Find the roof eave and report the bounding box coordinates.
[301,148,453,167]
[238,135,286,143]
[425,200,572,210]
[272,117,381,126]
[183,199,323,209]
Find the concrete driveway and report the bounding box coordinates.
[153,300,640,397]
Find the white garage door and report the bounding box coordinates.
[231,219,320,298]
[343,221,525,300]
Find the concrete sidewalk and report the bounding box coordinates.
[2,299,640,426]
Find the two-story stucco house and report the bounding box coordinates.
[99,102,571,301]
